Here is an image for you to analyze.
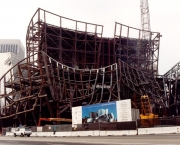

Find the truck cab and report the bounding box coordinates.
[14,127,32,137]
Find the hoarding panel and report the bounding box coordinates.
[82,101,117,123]
[72,99,133,127]
[72,106,82,127]
[116,99,132,122]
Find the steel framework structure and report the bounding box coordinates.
[163,62,180,116]
[0,8,163,126]
[140,0,151,40]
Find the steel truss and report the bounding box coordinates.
[119,60,165,108]
[0,8,163,126]
[163,62,180,116]
[114,22,160,76]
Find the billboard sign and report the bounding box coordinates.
[82,101,117,123]
[116,99,132,122]
[72,99,132,127]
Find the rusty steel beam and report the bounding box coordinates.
[163,62,180,116]
[0,8,166,126]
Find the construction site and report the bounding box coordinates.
[0,1,180,129]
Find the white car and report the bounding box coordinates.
[14,127,32,137]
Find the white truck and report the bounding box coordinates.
[14,127,32,137]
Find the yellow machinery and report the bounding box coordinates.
[140,95,158,127]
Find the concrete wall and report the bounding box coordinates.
[138,126,180,135]
[5,126,180,137]
[6,129,137,137]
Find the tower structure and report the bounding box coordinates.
[140,0,151,39]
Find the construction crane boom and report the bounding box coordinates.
[140,0,151,39]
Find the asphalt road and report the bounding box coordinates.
[1,134,180,145]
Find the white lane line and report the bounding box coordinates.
[3,142,27,145]
[121,143,179,145]
[6,141,19,144]
[48,140,180,145]
[154,144,178,145]
[48,141,147,145]
[47,143,66,145]
[47,144,66,145]
[6,141,29,145]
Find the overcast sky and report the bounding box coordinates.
[0,0,180,75]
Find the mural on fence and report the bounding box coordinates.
[82,102,117,123]
[72,99,132,127]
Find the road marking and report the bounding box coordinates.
[47,143,66,145]
[6,141,31,145]
[6,141,19,143]
[117,144,179,145]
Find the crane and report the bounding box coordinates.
[139,1,159,127]
[140,0,151,39]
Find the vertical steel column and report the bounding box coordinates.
[116,63,120,100]
[59,17,62,63]
[89,69,99,104]
[108,65,113,102]
[99,68,105,103]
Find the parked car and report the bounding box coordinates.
[14,127,32,137]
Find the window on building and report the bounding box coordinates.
[0,44,18,55]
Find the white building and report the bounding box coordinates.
[0,39,25,109]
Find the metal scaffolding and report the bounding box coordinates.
[0,8,164,126]
[163,62,180,116]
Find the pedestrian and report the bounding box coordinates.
[53,124,57,135]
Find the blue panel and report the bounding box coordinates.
[82,101,117,123]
